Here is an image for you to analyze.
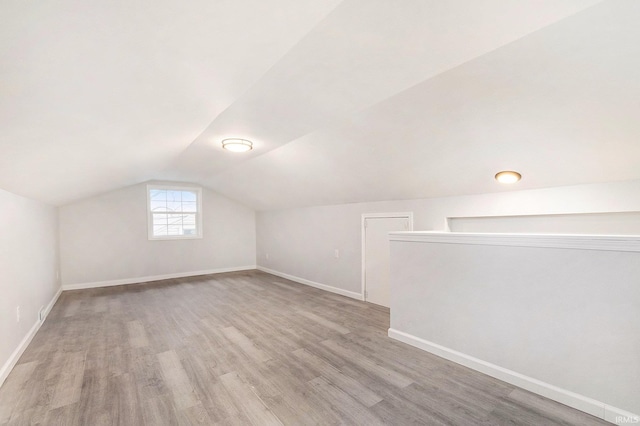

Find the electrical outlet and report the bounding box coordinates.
[16,306,20,323]
[56,270,60,281]
[334,249,340,259]
[265,253,269,260]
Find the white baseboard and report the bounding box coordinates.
[0,286,62,389]
[388,328,638,425]
[43,286,63,320]
[257,266,363,301]
[62,265,257,291]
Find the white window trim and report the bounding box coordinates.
[147,184,203,241]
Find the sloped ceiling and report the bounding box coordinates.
[3,0,638,210]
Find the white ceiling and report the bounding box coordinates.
[3,0,638,210]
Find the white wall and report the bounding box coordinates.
[59,181,256,286]
[389,233,640,419]
[0,188,59,383]
[257,179,640,294]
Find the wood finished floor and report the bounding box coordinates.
[0,271,608,426]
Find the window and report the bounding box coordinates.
[147,185,202,240]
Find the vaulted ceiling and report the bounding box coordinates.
[2,0,638,209]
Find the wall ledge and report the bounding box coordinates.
[389,231,640,253]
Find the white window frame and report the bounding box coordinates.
[147,184,203,240]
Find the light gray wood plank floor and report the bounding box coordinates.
[0,271,609,425]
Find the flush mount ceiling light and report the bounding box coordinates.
[495,170,522,184]
[221,138,253,153]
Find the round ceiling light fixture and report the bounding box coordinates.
[222,138,253,153]
[495,170,522,184]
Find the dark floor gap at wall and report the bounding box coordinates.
[0,271,607,425]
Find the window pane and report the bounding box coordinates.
[166,201,181,212]
[167,225,182,235]
[150,189,166,201]
[166,190,182,202]
[182,191,197,202]
[153,225,168,236]
[153,213,168,224]
[168,214,183,225]
[182,202,197,212]
[150,200,167,212]
[149,187,200,239]
[182,214,196,225]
